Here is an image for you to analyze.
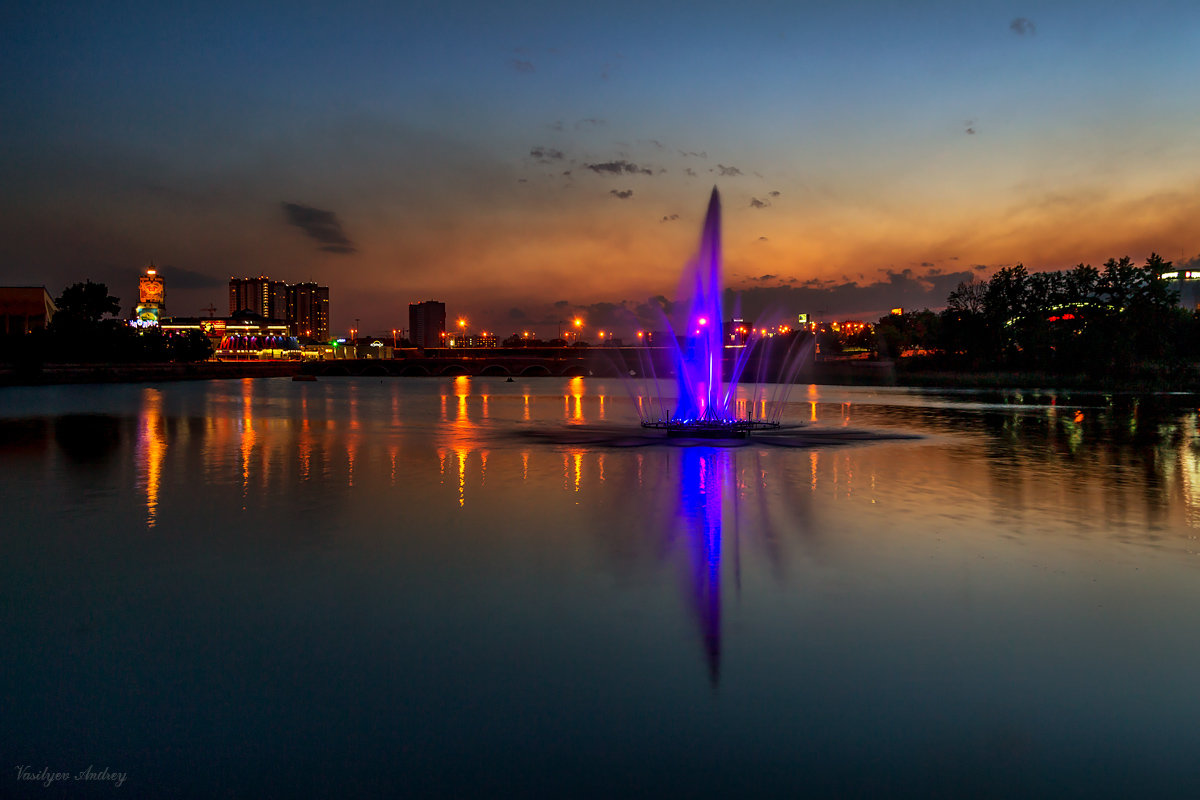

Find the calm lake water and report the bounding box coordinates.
[3,377,1200,798]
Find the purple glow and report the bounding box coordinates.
[676,447,728,685]
[634,187,811,433]
[670,188,727,422]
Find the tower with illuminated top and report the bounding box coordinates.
[135,265,165,323]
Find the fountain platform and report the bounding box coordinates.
[641,419,781,439]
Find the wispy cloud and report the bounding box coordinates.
[509,58,536,73]
[716,164,742,176]
[1010,17,1035,35]
[661,214,680,222]
[750,197,769,209]
[530,146,565,162]
[586,160,653,176]
[610,189,634,199]
[281,202,356,254]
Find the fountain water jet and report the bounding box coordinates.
[636,187,811,438]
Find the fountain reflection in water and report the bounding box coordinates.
[676,447,729,685]
[634,187,813,438]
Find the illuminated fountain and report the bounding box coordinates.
[635,187,812,438]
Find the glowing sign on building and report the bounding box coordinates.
[136,266,164,325]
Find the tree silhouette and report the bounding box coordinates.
[54,281,120,324]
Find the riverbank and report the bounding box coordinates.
[0,360,301,386]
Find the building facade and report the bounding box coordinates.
[229,277,288,320]
[0,287,57,334]
[135,265,165,323]
[409,300,446,349]
[1161,268,1200,310]
[286,282,329,341]
[161,317,298,360]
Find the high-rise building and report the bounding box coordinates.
[409,301,446,348]
[136,265,165,323]
[229,276,287,320]
[287,282,329,341]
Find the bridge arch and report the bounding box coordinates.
[361,364,389,376]
[558,364,590,377]
[520,364,552,377]
[399,364,431,376]
[439,364,470,376]
[478,364,512,377]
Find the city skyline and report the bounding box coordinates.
[4,1,1199,336]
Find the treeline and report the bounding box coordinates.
[875,254,1200,379]
[2,281,212,367]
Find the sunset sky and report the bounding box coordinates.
[3,1,1199,337]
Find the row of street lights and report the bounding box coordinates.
[348,315,636,346]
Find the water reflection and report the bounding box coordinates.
[9,382,1200,548]
[53,414,122,465]
[675,448,730,685]
[798,386,1200,534]
[239,379,255,499]
[138,389,166,528]
[7,379,1200,798]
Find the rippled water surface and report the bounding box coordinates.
[3,378,1200,797]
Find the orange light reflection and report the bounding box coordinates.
[139,388,166,528]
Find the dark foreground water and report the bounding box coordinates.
[3,377,1199,798]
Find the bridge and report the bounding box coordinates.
[299,343,891,383]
